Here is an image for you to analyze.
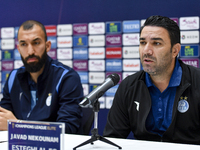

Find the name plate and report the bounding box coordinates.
[8,120,65,150]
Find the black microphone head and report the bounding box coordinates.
[108,73,120,85]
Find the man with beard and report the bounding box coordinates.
[0,20,83,134]
[103,15,200,144]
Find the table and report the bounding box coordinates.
[0,131,199,150]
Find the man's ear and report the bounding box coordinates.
[172,43,181,58]
[17,44,21,54]
[46,41,51,52]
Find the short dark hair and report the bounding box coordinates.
[18,20,47,41]
[140,15,180,47]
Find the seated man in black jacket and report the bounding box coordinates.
[103,15,200,144]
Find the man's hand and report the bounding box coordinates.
[0,107,17,130]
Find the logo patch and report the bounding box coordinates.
[46,93,52,107]
[178,97,189,113]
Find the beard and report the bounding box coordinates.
[21,50,48,73]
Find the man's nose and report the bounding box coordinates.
[143,43,153,55]
[27,45,35,55]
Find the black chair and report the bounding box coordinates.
[80,107,94,135]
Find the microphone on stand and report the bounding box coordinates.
[79,73,120,107]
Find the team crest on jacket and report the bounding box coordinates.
[178,96,189,113]
[46,93,52,106]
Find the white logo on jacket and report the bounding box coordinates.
[46,93,52,106]
[178,96,189,113]
[134,101,139,111]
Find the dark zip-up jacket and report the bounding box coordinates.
[0,56,83,134]
[103,60,200,145]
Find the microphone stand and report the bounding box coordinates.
[73,99,122,150]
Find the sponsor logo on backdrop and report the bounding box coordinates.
[14,60,23,69]
[15,39,18,49]
[73,36,88,47]
[78,72,88,83]
[123,33,140,45]
[15,27,19,38]
[89,60,105,71]
[57,36,72,47]
[180,16,199,30]
[180,45,199,57]
[106,34,122,46]
[123,72,136,79]
[57,24,72,36]
[73,60,88,71]
[140,19,146,27]
[88,35,105,47]
[106,22,122,33]
[89,72,105,84]
[47,37,57,49]
[82,84,89,96]
[14,49,21,60]
[105,85,119,96]
[2,61,14,71]
[123,20,140,33]
[98,97,105,109]
[0,50,2,60]
[45,25,57,36]
[73,24,88,35]
[123,46,139,58]
[181,31,199,44]
[106,47,122,58]
[106,97,114,109]
[106,59,122,71]
[57,48,72,59]
[89,22,105,34]
[89,84,99,92]
[89,47,105,59]
[123,59,140,71]
[2,50,13,60]
[171,18,179,25]
[47,49,57,59]
[1,27,14,38]
[73,48,88,59]
[1,39,15,50]
[2,71,10,82]
[59,60,72,68]
[181,58,199,68]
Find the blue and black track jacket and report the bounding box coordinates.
[0,56,83,134]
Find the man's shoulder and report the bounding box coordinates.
[49,59,79,77]
[180,59,200,75]
[50,59,72,71]
[121,70,145,85]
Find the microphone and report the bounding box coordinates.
[79,73,120,107]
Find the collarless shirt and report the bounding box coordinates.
[145,58,182,136]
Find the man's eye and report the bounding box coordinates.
[34,42,40,45]
[154,42,161,45]
[21,43,26,46]
[140,41,146,45]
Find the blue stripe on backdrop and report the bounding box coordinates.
[0,0,199,27]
